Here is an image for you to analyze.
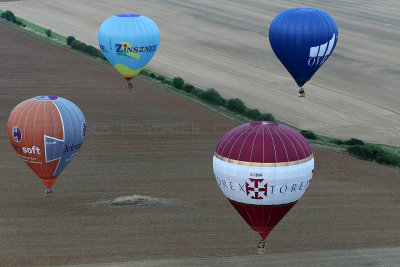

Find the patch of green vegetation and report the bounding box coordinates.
[245,108,262,121]
[300,130,317,140]
[1,10,24,26]
[45,28,52,37]
[347,145,400,167]
[172,77,184,89]
[68,39,106,60]
[199,88,225,105]
[344,138,364,146]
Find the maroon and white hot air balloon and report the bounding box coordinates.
[213,121,314,247]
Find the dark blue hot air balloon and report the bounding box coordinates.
[269,8,338,96]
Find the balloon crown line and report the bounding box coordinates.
[35,95,58,101]
[116,14,141,18]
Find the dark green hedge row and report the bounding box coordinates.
[298,130,399,167]
[347,145,400,167]
[300,130,317,140]
[66,36,106,60]
[299,131,399,167]
[1,10,25,27]
[140,75,275,122]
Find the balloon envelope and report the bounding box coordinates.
[213,121,314,240]
[7,95,86,189]
[269,8,338,87]
[98,14,160,81]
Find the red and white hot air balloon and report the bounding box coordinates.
[213,121,314,249]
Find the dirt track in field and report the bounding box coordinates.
[1,0,399,146]
[0,22,399,266]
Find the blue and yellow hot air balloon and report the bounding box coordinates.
[98,14,160,88]
[269,8,338,96]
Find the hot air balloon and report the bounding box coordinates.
[213,121,314,252]
[98,14,160,88]
[7,95,86,196]
[269,8,338,97]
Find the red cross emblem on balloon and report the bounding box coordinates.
[246,178,267,199]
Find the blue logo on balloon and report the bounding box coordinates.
[307,33,336,67]
[12,126,22,142]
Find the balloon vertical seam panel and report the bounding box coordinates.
[52,98,85,177]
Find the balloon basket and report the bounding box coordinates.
[298,93,305,97]
[257,239,266,254]
[45,188,53,197]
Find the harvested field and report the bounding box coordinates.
[0,22,399,266]
[1,0,399,145]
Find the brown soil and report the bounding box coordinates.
[0,22,399,266]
